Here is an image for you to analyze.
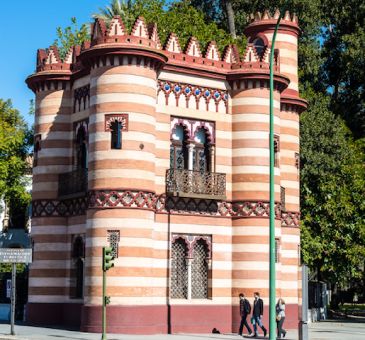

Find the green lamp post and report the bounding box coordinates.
[269,9,285,340]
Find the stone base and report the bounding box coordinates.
[26,302,299,334]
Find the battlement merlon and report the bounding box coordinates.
[26,12,307,111]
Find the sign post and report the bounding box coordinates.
[0,248,32,336]
[102,247,114,340]
[10,263,16,335]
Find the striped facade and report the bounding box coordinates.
[26,12,306,334]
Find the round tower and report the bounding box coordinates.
[25,47,74,323]
[78,17,167,333]
[238,10,307,329]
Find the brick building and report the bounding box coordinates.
[26,10,306,334]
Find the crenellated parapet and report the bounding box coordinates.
[26,12,309,91]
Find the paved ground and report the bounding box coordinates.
[0,320,364,340]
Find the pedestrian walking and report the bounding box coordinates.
[238,293,253,337]
[251,292,267,337]
[276,298,287,338]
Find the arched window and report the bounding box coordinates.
[274,135,280,167]
[71,235,85,299]
[33,134,41,167]
[171,238,188,299]
[170,125,188,170]
[33,141,41,167]
[76,127,88,169]
[191,239,209,299]
[194,128,211,173]
[253,37,265,59]
[110,120,122,149]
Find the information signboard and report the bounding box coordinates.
[0,248,32,263]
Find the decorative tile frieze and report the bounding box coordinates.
[88,190,155,209]
[281,211,300,227]
[32,196,87,217]
[32,189,299,227]
[158,80,228,113]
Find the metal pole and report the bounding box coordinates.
[299,265,309,340]
[10,263,16,336]
[269,10,285,340]
[102,267,106,340]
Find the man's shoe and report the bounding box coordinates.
[263,328,267,337]
[283,331,286,338]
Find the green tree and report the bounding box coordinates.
[0,99,32,228]
[54,17,89,60]
[189,0,365,289]
[320,0,365,140]
[93,0,239,53]
[300,89,365,288]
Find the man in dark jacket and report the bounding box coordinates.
[238,293,252,336]
[252,292,267,337]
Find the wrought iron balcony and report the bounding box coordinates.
[166,169,226,200]
[58,169,88,198]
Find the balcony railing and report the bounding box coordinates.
[166,169,226,200]
[58,169,88,198]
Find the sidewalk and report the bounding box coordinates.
[0,323,299,340]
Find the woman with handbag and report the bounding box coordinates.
[276,298,287,338]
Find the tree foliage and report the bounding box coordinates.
[54,17,89,60]
[0,99,32,228]
[320,0,365,139]
[189,0,365,288]
[92,0,241,53]
[300,89,365,287]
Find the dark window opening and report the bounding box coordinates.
[71,236,85,299]
[76,127,88,169]
[33,141,41,167]
[274,135,280,167]
[111,120,122,149]
[253,38,265,59]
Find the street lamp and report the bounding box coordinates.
[269,9,285,340]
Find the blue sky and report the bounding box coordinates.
[0,0,108,126]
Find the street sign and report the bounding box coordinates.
[0,248,32,263]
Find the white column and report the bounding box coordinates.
[188,143,195,171]
[187,258,193,300]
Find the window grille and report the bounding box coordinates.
[191,240,209,299]
[107,230,120,258]
[171,239,188,298]
[275,238,280,263]
[280,186,286,211]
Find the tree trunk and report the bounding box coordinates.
[224,0,236,39]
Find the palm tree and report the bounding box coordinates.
[93,0,134,25]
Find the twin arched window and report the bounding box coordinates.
[170,123,213,173]
[171,236,210,299]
